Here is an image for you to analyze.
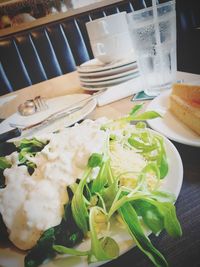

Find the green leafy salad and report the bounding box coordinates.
[0,104,182,267]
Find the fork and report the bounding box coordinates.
[33,96,48,112]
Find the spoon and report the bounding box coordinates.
[18,100,36,116]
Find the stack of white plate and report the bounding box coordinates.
[77,56,139,91]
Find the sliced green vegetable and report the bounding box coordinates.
[129,103,144,116]
[132,111,162,121]
[0,157,11,170]
[128,134,157,152]
[132,199,164,235]
[101,179,119,211]
[156,202,182,238]
[53,245,89,256]
[135,121,146,129]
[155,136,168,179]
[151,191,176,203]
[71,168,92,234]
[100,104,161,130]
[119,202,168,267]
[88,153,103,168]
[133,198,182,238]
[89,207,119,263]
[91,160,109,193]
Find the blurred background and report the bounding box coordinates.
[0,0,105,29]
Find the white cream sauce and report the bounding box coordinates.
[0,119,107,250]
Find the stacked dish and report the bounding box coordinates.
[77,56,139,91]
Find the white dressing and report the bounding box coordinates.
[0,120,107,250]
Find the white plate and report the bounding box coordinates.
[77,57,136,74]
[0,94,97,141]
[0,130,183,267]
[78,62,137,78]
[80,72,139,85]
[146,90,200,147]
[79,69,138,83]
[81,73,139,90]
[81,86,107,92]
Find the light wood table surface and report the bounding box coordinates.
[1,70,200,121]
[0,70,136,120]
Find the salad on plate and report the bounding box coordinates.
[0,104,182,267]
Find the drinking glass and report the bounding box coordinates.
[128,0,176,96]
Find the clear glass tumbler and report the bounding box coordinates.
[128,0,177,96]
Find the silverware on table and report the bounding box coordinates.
[0,90,106,143]
[18,96,48,116]
[0,105,83,143]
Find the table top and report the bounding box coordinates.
[0,70,200,267]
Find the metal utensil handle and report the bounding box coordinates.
[0,128,21,143]
[22,103,87,131]
[46,89,106,117]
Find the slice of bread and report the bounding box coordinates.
[171,83,200,107]
[169,83,200,135]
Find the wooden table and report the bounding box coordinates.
[1,70,200,119]
[0,70,200,267]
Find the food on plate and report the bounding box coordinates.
[0,15,12,28]
[169,83,200,135]
[0,105,182,267]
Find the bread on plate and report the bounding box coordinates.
[169,83,200,135]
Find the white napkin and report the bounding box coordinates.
[97,76,142,106]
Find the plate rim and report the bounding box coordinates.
[80,73,139,87]
[77,58,137,74]
[78,62,137,78]
[79,69,138,83]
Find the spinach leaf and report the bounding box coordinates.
[0,157,11,188]
[25,228,56,267]
[25,203,83,267]
[0,213,9,243]
[17,138,48,173]
[54,203,84,247]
